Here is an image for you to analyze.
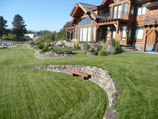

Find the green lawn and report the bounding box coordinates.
[0,44,158,119]
[0,45,107,119]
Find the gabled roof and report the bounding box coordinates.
[70,2,107,24]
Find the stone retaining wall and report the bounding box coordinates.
[32,65,119,119]
[35,50,74,59]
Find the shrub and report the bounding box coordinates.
[64,49,73,54]
[90,48,95,52]
[36,43,44,50]
[55,49,64,54]
[93,51,98,56]
[98,50,108,56]
[115,40,124,54]
[2,34,15,40]
[41,47,49,53]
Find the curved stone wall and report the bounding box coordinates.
[32,65,119,119]
[35,50,74,59]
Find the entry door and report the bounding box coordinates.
[113,5,122,19]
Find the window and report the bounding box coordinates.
[106,27,110,40]
[122,26,127,41]
[113,4,122,19]
[128,27,133,39]
[79,27,91,42]
[123,2,128,14]
[112,27,116,39]
[137,4,146,15]
[131,6,134,14]
[93,27,96,41]
[135,27,144,39]
[79,17,91,25]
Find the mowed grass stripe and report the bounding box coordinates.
[0,45,107,119]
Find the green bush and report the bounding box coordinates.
[36,44,44,50]
[98,50,108,56]
[53,47,64,54]
[90,48,95,52]
[41,47,49,53]
[93,51,98,56]
[114,40,124,54]
[64,49,73,54]
[2,34,15,40]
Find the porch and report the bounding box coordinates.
[66,26,75,40]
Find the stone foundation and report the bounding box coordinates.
[32,65,119,119]
[135,43,143,51]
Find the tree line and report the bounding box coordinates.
[0,13,71,41]
[0,14,27,41]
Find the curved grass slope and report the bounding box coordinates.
[1,44,158,119]
[0,45,107,119]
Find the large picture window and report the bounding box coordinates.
[135,27,144,39]
[93,27,96,41]
[137,4,146,16]
[80,27,91,42]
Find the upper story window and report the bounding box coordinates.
[137,4,146,16]
[123,2,128,14]
[79,17,91,25]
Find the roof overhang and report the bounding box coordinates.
[70,3,98,24]
[146,2,158,9]
[101,0,113,5]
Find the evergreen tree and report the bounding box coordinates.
[12,14,27,40]
[0,16,7,39]
[58,22,71,40]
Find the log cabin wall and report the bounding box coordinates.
[66,0,158,51]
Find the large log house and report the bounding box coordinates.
[66,0,158,51]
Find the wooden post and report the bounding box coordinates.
[70,31,72,40]
[90,26,93,42]
[95,25,99,42]
[125,27,129,44]
[143,28,148,52]
[73,30,75,39]
[78,27,80,41]
[116,21,119,34]
[110,26,113,41]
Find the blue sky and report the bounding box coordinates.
[0,0,101,32]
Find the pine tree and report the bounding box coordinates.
[12,14,27,40]
[0,16,7,39]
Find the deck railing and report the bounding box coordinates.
[144,15,158,26]
[100,11,129,21]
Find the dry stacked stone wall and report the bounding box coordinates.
[35,50,74,59]
[32,65,119,119]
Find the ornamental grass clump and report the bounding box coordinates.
[114,33,124,54]
[73,39,80,49]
